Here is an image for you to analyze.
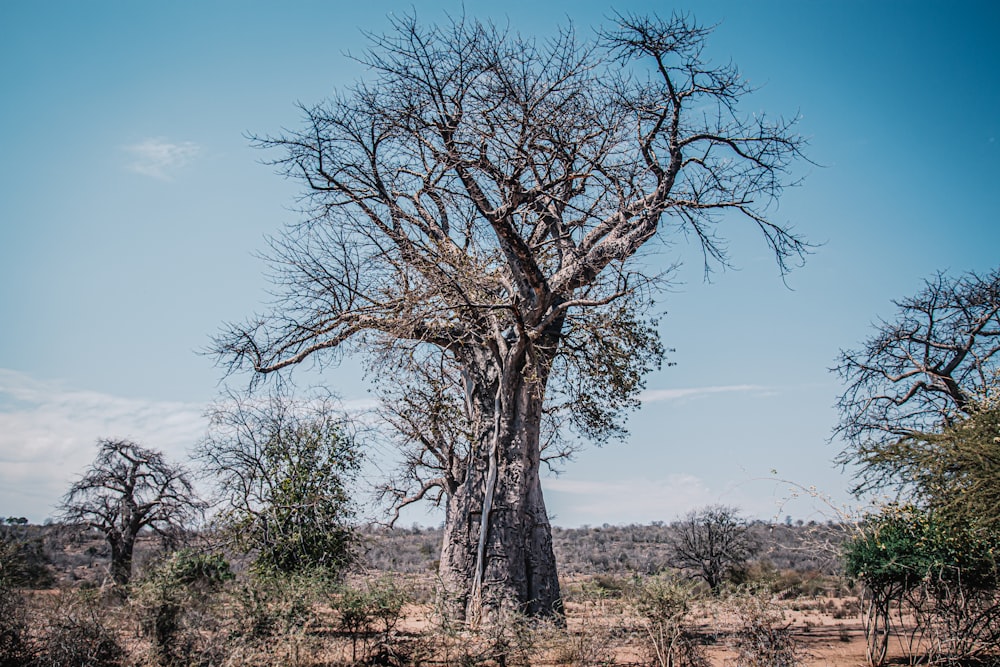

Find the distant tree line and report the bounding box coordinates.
[362,513,846,584]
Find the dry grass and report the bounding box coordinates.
[2,573,889,667]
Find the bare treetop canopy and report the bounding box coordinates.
[218,12,806,377]
[216,12,808,622]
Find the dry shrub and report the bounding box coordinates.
[412,607,553,667]
[550,613,618,666]
[0,583,35,666]
[334,575,410,663]
[629,575,709,667]
[903,579,1000,665]
[230,575,321,640]
[0,528,54,590]
[437,611,537,667]
[727,586,801,667]
[481,609,540,667]
[217,572,338,667]
[33,591,126,667]
[131,550,232,666]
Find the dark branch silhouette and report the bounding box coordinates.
[59,439,203,588]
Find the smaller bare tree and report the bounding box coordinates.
[834,268,1000,493]
[668,505,758,594]
[59,438,203,588]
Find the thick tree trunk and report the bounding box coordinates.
[437,346,563,624]
[109,536,134,588]
[482,455,561,618]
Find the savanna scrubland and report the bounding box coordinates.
[5,7,1000,666]
[2,517,863,667]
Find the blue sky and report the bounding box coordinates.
[1,1,997,526]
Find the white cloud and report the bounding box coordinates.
[543,475,719,526]
[0,371,389,523]
[638,384,770,404]
[0,370,207,521]
[124,137,200,180]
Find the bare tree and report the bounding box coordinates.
[197,389,360,576]
[834,268,1000,493]
[668,505,757,594]
[215,12,807,621]
[59,439,202,588]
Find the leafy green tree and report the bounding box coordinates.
[861,403,1000,534]
[837,271,1000,664]
[198,389,360,576]
[845,505,1000,665]
[846,505,934,666]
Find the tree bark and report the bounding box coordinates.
[109,535,134,588]
[437,341,563,623]
[438,465,485,618]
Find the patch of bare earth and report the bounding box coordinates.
[385,596,875,666]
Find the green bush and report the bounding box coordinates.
[846,504,999,593]
[199,391,361,579]
[156,549,232,588]
[844,504,1000,665]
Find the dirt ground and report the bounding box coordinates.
[765,608,870,667]
[391,596,877,666]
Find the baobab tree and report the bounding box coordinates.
[216,12,808,621]
[60,439,202,588]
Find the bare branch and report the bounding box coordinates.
[212,11,808,620]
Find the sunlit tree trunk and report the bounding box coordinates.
[439,336,563,622]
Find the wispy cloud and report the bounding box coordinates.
[0,370,207,521]
[124,137,200,180]
[638,384,770,404]
[0,371,387,523]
